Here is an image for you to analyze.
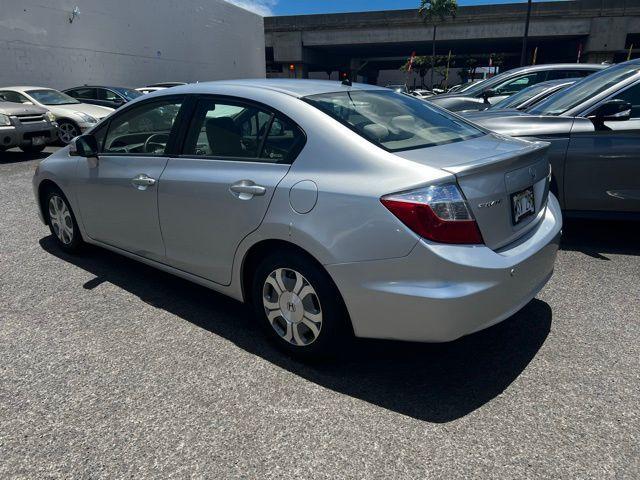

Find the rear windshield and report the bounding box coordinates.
[305,90,483,152]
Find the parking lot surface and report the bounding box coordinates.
[1,148,639,478]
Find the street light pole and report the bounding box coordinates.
[520,0,533,66]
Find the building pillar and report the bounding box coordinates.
[584,17,628,63]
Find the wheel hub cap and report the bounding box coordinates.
[262,268,323,346]
[48,195,74,245]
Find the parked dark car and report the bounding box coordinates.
[428,63,606,112]
[63,86,142,109]
[463,59,640,218]
[485,78,578,111]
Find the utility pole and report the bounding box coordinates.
[520,0,533,66]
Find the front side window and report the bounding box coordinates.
[612,82,640,118]
[0,91,31,104]
[26,89,80,105]
[306,90,482,152]
[530,62,640,116]
[103,98,183,155]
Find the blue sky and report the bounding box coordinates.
[226,0,553,16]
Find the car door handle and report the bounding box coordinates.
[131,174,156,189]
[230,180,266,198]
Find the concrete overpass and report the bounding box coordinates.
[265,0,640,86]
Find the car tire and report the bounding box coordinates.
[44,187,83,253]
[57,121,79,145]
[20,144,46,154]
[251,250,351,359]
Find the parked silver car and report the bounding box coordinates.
[32,80,561,356]
[0,87,113,144]
[463,59,640,218]
[0,98,57,153]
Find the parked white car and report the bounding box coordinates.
[0,87,114,144]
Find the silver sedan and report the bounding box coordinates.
[32,79,562,357]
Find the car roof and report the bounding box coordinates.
[164,79,388,98]
[0,86,53,92]
[501,63,606,75]
[64,85,132,90]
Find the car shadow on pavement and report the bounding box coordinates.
[40,236,551,423]
[561,218,640,259]
[0,150,50,164]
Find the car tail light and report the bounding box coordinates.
[381,184,484,244]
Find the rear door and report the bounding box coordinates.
[565,81,640,213]
[158,96,305,285]
[75,96,185,261]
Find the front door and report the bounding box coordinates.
[565,82,640,213]
[75,96,185,260]
[158,97,305,285]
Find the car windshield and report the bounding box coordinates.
[529,62,640,116]
[306,90,483,152]
[26,89,80,105]
[113,87,143,101]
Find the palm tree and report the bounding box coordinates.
[419,0,458,88]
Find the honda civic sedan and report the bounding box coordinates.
[32,79,562,357]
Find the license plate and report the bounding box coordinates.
[32,136,46,146]
[511,187,535,225]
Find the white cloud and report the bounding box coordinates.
[224,0,278,16]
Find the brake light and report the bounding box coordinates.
[381,184,483,244]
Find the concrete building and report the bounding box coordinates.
[265,0,640,87]
[0,0,265,89]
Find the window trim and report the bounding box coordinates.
[97,94,187,157]
[175,94,307,165]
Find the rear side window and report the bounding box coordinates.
[103,98,183,155]
[261,116,305,163]
[68,88,96,99]
[182,98,304,163]
[306,90,482,152]
[97,89,119,101]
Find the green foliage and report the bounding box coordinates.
[418,0,458,24]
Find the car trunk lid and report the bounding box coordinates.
[395,134,551,250]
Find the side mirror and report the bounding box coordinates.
[69,134,98,157]
[590,99,632,124]
[482,88,496,103]
[113,98,124,106]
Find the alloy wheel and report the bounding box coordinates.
[262,268,323,346]
[58,123,78,144]
[48,195,74,244]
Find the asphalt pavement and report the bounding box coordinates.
[1,147,638,478]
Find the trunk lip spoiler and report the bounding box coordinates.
[441,141,550,177]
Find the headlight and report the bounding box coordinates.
[0,113,11,126]
[45,111,56,122]
[77,113,97,123]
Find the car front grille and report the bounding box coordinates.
[16,114,46,124]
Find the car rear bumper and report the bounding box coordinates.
[0,123,58,149]
[326,193,562,343]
